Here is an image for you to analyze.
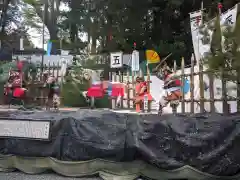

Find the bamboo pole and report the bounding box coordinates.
[146,64,151,112]
[208,70,215,112]
[190,54,195,113]
[218,3,229,114]
[181,57,185,113]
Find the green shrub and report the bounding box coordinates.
[61,81,111,108]
[61,81,88,107]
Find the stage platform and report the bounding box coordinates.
[0,109,240,180]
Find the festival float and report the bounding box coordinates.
[0,3,239,180]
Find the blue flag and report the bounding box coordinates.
[47,41,52,55]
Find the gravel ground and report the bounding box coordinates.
[0,172,102,180]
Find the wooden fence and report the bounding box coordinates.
[110,57,239,114]
[1,62,63,106]
[2,53,239,113]
[27,62,63,106]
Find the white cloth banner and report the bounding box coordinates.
[131,50,140,71]
[198,25,213,61]
[220,4,238,51]
[190,10,203,63]
[190,4,238,62]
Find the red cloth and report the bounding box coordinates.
[175,79,181,86]
[135,93,153,101]
[87,85,104,97]
[111,84,125,97]
[87,82,125,97]
[164,73,181,86]
[13,88,26,98]
[136,82,147,96]
[135,82,153,101]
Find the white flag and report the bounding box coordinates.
[190,10,203,63]
[131,50,139,71]
[220,4,238,51]
[190,4,238,62]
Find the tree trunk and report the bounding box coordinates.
[69,0,78,43]
[33,0,60,54]
[49,29,59,54]
[91,36,97,54]
[0,0,11,34]
[90,20,97,54]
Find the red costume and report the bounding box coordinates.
[4,61,26,100]
[87,81,125,98]
[135,81,152,102]
[164,73,181,88]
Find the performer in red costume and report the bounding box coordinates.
[134,76,152,111]
[4,60,27,106]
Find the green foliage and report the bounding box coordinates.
[19,0,240,61]
[21,0,43,32]
[202,13,240,82]
[61,54,110,107]
[57,0,205,58]
[205,15,224,70]
[61,80,88,107]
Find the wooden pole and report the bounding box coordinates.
[154,53,172,72]
[181,57,185,113]
[146,63,151,112]
[190,54,195,113]
[218,2,228,114]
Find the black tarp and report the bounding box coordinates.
[0,110,240,176]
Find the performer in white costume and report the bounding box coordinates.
[158,65,182,115]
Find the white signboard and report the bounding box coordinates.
[0,120,50,140]
[110,52,123,68]
[131,50,139,71]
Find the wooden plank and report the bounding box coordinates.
[208,71,215,112]
[237,71,240,112]
[112,72,117,109]
[127,71,130,108]
[198,55,205,113]
[110,97,154,101]
[181,57,185,113]
[173,60,177,113]
[221,68,228,114]
[132,71,135,109]
[190,56,194,113]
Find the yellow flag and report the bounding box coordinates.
[145,50,160,64]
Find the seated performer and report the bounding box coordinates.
[134,76,152,112]
[158,67,182,114]
[44,73,60,110]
